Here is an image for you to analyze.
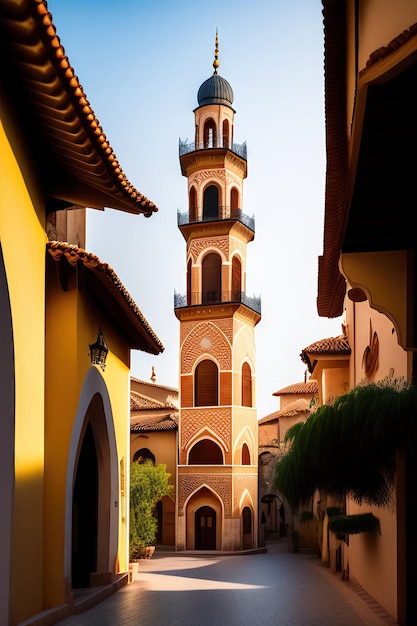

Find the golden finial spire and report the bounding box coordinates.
[213,28,219,74]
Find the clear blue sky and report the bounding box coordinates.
[47,0,343,417]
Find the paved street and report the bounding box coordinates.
[59,541,397,626]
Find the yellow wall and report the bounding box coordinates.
[0,120,48,623]
[44,255,131,606]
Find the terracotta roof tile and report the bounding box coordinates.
[362,22,417,74]
[130,412,178,432]
[258,398,311,425]
[0,0,157,216]
[130,377,178,394]
[273,380,318,396]
[47,241,164,354]
[300,334,350,372]
[130,390,177,412]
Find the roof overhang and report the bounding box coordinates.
[318,1,417,317]
[0,0,157,216]
[47,242,164,355]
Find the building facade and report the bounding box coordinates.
[0,2,163,623]
[174,36,261,551]
[318,1,417,622]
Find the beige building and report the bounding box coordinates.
[174,36,261,551]
[130,376,178,547]
[258,380,318,546]
[317,1,417,623]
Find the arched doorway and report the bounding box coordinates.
[72,421,98,588]
[0,244,14,621]
[66,376,119,591]
[195,506,216,550]
[185,486,221,550]
[242,506,252,549]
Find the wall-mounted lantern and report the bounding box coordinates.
[89,328,108,370]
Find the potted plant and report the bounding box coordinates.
[129,459,173,563]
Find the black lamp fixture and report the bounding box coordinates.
[89,328,108,370]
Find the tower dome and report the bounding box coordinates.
[197,74,234,107]
[197,29,234,108]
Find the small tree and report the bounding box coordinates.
[129,459,173,560]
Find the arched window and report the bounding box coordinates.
[242,443,250,465]
[195,359,218,406]
[203,184,219,219]
[242,506,252,548]
[189,186,197,222]
[243,506,252,534]
[204,118,217,148]
[187,258,192,305]
[202,252,221,304]
[232,256,241,302]
[242,363,252,407]
[133,448,155,464]
[231,187,239,211]
[189,439,223,464]
[222,119,230,148]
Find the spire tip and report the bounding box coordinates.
[213,27,219,74]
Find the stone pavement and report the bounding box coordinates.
[58,540,398,626]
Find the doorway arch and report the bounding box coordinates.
[65,368,119,588]
[0,244,14,621]
[242,506,253,549]
[185,486,222,550]
[195,506,216,550]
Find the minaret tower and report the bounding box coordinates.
[175,32,261,551]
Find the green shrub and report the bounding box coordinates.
[129,460,173,560]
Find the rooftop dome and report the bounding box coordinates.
[197,73,234,107]
[197,30,234,108]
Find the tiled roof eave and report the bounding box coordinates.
[317,0,350,318]
[0,0,158,217]
[47,241,164,354]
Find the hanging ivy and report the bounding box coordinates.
[328,513,381,536]
[273,377,417,509]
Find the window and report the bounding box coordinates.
[189,186,197,222]
[133,448,155,464]
[189,439,223,464]
[243,507,252,533]
[230,187,239,211]
[195,359,218,406]
[222,119,230,148]
[202,252,221,304]
[232,256,241,302]
[187,258,192,305]
[242,362,252,407]
[203,184,219,219]
[204,118,217,148]
[242,443,250,465]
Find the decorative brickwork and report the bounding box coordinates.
[180,319,233,345]
[190,169,226,187]
[178,473,232,514]
[181,322,231,372]
[189,236,229,263]
[180,407,231,449]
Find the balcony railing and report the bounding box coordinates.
[174,290,261,315]
[177,207,255,232]
[179,139,247,161]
